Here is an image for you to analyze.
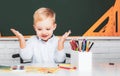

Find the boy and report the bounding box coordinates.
[10,7,71,64]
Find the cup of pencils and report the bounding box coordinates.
[70,39,93,71]
[69,39,94,52]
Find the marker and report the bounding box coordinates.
[81,41,83,52]
[82,39,86,51]
[75,40,79,51]
[86,41,90,52]
[78,41,82,52]
[70,40,78,51]
[88,42,94,52]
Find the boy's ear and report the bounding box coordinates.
[53,23,57,30]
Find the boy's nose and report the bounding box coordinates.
[42,30,47,34]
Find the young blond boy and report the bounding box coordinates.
[10,7,71,64]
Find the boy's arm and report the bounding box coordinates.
[10,29,26,49]
[58,30,71,51]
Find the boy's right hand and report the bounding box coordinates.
[10,28,24,39]
[10,28,26,48]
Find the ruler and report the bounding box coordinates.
[83,0,120,36]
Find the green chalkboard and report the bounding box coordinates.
[0,0,114,36]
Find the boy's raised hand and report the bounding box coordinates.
[10,28,24,39]
[58,30,71,50]
[10,28,26,48]
[61,30,71,41]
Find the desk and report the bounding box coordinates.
[1,61,120,76]
[0,63,92,76]
[0,69,92,76]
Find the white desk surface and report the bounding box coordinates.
[0,63,92,76]
[0,69,91,76]
[1,59,120,76]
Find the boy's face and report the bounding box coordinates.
[34,18,56,41]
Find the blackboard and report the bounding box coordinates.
[0,0,114,36]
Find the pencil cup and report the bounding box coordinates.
[71,51,92,71]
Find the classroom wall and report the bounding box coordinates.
[0,37,120,64]
[0,38,20,64]
[0,0,115,36]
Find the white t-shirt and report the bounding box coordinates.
[20,35,66,64]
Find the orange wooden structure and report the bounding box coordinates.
[83,0,120,36]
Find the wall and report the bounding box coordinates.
[0,37,120,64]
[0,38,20,65]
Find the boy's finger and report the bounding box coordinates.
[10,28,15,32]
[11,29,17,34]
[64,30,71,37]
[10,28,17,33]
[62,32,68,38]
[62,30,71,39]
[66,30,71,36]
[10,28,21,36]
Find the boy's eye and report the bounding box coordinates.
[38,29,42,31]
[46,28,50,30]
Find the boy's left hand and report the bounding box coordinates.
[58,30,71,50]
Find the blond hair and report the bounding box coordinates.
[33,7,56,25]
